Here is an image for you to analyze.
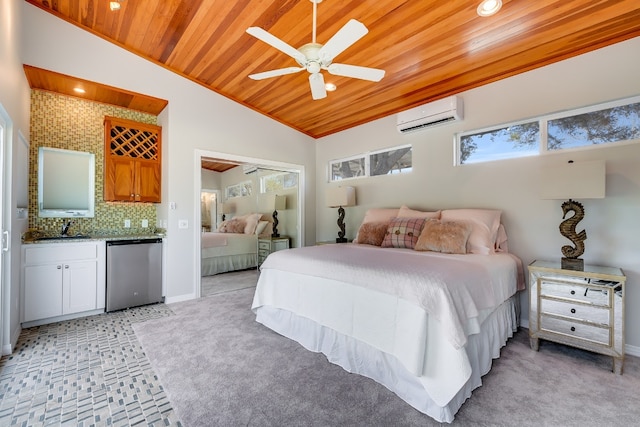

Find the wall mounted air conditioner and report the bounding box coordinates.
[242,164,258,174]
[396,96,463,134]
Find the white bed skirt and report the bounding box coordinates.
[255,296,518,423]
[201,253,256,276]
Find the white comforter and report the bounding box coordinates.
[252,244,521,406]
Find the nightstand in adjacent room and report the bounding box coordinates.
[528,260,626,374]
[258,236,290,267]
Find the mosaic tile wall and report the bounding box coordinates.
[29,91,159,235]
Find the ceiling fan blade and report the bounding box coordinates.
[327,63,385,82]
[319,19,368,62]
[309,73,327,100]
[249,67,305,80]
[246,27,306,63]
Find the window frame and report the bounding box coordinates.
[328,144,412,182]
[455,95,640,165]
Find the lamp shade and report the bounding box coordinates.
[222,203,234,214]
[270,195,287,211]
[326,186,356,208]
[539,160,605,200]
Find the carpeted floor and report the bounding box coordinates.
[201,269,258,297]
[133,285,640,427]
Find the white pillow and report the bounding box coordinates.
[255,220,269,235]
[440,209,502,255]
[237,213,261,234]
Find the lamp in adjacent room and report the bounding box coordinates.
[326,186,356,243]
[221,203,233,222]
[540,160,606,270]
[270,195,287,238]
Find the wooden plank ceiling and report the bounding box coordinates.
[24,0,640,139]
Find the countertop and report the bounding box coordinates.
[22,230,166,244]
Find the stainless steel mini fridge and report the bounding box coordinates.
[106,238,163,312]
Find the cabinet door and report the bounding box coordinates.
[135,160,161,202]
[104,156,135,201]
[24,264,63,322]
[63,260,98,314]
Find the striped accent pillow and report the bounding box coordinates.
[381,217,426,249]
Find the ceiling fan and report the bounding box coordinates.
[246,0,385,100]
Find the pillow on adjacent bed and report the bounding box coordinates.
[354,221,389,246]
[414,219,472,254]
[224,218,247,234]
[255,220,269,235]
[440,209,502,255]
[381,217,426,249]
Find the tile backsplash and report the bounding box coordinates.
[29,90,159,235]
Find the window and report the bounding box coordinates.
[330,145,412,181]
[547,102,640,150]
[456,96,640,165]
[225,181,252,199]
[260,172,298,193]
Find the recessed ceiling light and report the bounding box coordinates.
[477,0,502,17]
[325,83,337,92]
[110,1,121,11]
[73,87,86,94]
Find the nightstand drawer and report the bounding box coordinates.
[540,315,610,346]
[540,281,612,307]
[258,241,271,250]
[541,299,610,326]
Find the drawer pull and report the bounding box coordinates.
[570,290,576,295]
[570,326,576,332]
[571,308,576,314]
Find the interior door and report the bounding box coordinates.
[0,107,9,348]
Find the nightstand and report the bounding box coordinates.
[528,260,625,374]
[258,236,290,266]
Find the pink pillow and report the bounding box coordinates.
[361,208,399,223]
[381,217,426,249]
[397,205,441,220]
[354,221,389,246]
[242,213,262,234]
[224,218,246,234]
[415,219,472,254]
[440,209,502,254]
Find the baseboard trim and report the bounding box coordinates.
[164,293,196,305]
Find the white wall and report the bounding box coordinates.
[21,3,316,304]
[0,0,31,354]
[315,36,640,350]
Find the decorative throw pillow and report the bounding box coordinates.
[440,209,502,255]
[255,220,269,235]
[354,208,400,242]
[381,217,426,249]
[225,218,247,234]
[415,219,473,254]
[397,205,441,220]
[354,221,389,246]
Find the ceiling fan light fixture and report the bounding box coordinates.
[109,1,122,11]
[325,82,336,92]
[477,0,502,17]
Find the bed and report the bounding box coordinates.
[201,213,268,276]
[251,207,525,423]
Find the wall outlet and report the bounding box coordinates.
[142,219,149,228]
[124,219,131,228]
[178,219,188,229]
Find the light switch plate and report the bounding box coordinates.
[178,219,188,229]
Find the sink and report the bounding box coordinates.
[36,235,92,241]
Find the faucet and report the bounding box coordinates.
[61,220,72,236]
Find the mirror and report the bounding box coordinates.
[38,147,95,218]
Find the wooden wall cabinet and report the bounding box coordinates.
[104,116,162,202]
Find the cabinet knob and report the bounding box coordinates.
[570,326,576,332]
[571,308,576,314]
[57,265,62,269]
[570,290,576,295]
[64,265,69,269]
[131,194,135,198]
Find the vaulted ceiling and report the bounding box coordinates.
[24,0,640,139]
